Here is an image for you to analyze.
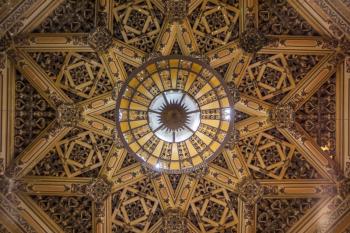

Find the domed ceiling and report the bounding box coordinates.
[0,0,350,233]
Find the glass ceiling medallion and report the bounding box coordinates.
[115,55,234,174]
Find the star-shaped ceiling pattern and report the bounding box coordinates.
[0,0,349,233]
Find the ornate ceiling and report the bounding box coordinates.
[0,0,350,233]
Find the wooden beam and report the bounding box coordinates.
[281,53,337,110]
[19,176,92,196]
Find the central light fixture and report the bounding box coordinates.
[148,90,200,143]
[115,55,234,174]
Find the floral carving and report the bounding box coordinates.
[57,103,81,127]
[258,0,319,36]
[165,0,189,23]
[235,176,264,206]
[188,164,209,180]
[257,198,319,233]
[31,195,92,233]
[162,208,187,233]
[14,70,56,157]
[88,27,113,52]
[86,177,112,203]
[269,104,295,129]
[296,75,336,157]
[33,0,96,33]
[239,29,269,53]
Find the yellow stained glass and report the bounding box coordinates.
[115,55,234,174]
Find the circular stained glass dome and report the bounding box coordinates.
[115,55,234,174]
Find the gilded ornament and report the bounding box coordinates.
[86,177,112,203]
[235,176,264,206]
[188,164,209,179]
[239,28,269,53]
[337,177,350,199]
[165,0,189,23]
[141,165,161,179]
[226,129,240,150]
[88,27,113,52]
[268,104,295,129]
[57,103,82,127]
[162,208,187,233]
[227,81,241,104]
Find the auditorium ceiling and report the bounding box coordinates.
[0,0,350,232]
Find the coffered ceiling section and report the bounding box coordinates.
[0,0,349,233]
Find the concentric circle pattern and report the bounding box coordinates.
[116,55,234,173]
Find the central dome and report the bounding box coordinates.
[115,55,234,174]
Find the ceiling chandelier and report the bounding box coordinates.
[115,55,234,174]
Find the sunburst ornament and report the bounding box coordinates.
[115,55,235,174]
[148,90,200,142]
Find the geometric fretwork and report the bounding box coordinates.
[189,0,240,53]
[188,179,239,232]
[112,179,161,232]
[113,0,164,53]
[239,131,295,179]
[56,52,112,102]
[56,130,112,177]
[238,54,323,104]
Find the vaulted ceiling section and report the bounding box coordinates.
[0,0,350,233]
